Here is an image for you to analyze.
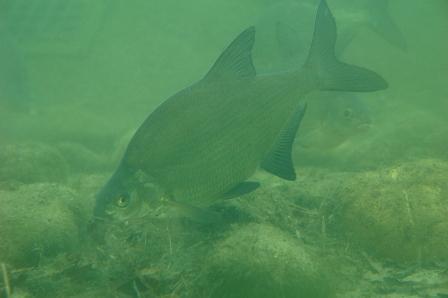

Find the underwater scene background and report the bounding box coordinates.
[0,0,447,297]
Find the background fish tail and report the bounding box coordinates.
[305,0,388,93]
[366,0,408,51]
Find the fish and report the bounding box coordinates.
[93,0,388,221]
[297,93,373,150]
[253,0,406,74]
[337,0,407,52]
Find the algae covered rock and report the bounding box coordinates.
[0,142,69,185]
[196,223,334,298]
[335,159,448,263]
[56,142,112,174]
[0,183,80,266]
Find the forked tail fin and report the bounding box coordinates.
[366,0,407,51]
[305,0,388,92]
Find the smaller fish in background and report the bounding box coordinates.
[253,0,397,153]
[297,93,373,151]
[253,0,406,73]
[335,0,407,53]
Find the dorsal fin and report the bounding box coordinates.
[261,103,308,181]
[204,27,256,81]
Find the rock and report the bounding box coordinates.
[335,159,448,263]
[0,142,68,185]
[195,223,334,298]
[0,183,80,267]
[56,142,112,174]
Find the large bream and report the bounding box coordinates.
[94,0,387,219]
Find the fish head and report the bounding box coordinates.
[93,167,163,222]
[328,95,373,134]
[94,184,139,222]
[298,94,373,150]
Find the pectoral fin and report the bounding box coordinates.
[261,103,308,181]
[222,181,260,199]
[163,200,224,225]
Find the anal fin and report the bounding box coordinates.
[261,103,307,181]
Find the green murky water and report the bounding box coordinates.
[0,0,447,297]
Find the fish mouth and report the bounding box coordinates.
[93,199,110,220]
[87,217,108,244]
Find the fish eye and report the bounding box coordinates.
[115,194,130,208]
[343,108,353,119]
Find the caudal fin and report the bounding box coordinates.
[366,0,407,51]
[305,0,388,92]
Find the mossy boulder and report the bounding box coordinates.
[56,142,112,174]
[0,142,69,185]
[335,159,448,263]
[195,223,334,298]
[0,183,80,267]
